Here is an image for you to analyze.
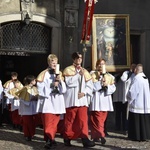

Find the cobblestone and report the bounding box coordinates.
[0,124,150,150]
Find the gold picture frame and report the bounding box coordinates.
[92,14,130,72]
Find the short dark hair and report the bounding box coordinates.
[23,75,36,85]
[11,72,18,77]
[72,52,82,60]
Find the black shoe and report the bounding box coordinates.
[64,138,72,146]
[44,143,52,149]
[44,139,57,149]
[25,137,32,141]
[52,140,57,147]
[82,138,95,148]
[105,132,110,137]
[93,138,101,142]
[101,137,106,145]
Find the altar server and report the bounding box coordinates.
[63,52,95,148]
[3,72,23,124]
[89,59,116,144]
[16,75,38,141]
[7,80,22,128]
[36,54,66,149]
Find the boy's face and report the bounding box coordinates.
[14,82,20,89]
[96,60,105,72]
[11,75,17,81]
[73,54,82,65]
[48,59,58,70]
[31,79,36,86]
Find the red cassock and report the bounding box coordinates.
[64,106,89,139]
[11,110,21,125]
[90,111,108,139]
[34,113,42,127]
[57,119,65,135]
[41,113,60,141]
[22,115,36,137]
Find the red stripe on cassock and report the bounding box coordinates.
[81,0,95,44]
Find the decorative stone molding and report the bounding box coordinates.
[0,13,22,22]
[0,13,61,57]
[0,13,61,27]
[64,0,79,26]
[64,9,78,27]
[65,0,79,9]
[20,0,35,21]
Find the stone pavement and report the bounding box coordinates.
[0,124,149,150]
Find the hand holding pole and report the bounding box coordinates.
[52,64,60,94]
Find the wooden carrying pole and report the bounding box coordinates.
[79,0,96,92]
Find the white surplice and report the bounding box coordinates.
[89,74,116,111]
[63,73,93,108]
[36,71,66,114]
[127,72,150,114]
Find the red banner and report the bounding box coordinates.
[81,0,95,44]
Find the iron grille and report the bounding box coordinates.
[0,21,51,53]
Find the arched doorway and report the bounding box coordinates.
[0,21,51,83]
[0,55,48,83]
[0,13,62,84]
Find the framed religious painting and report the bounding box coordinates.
[92,14,130,72]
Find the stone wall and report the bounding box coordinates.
[0,0,20,13]
[0,0,150,78]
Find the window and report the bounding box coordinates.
[0,21,51,54]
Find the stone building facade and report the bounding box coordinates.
[0,0,150,82]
